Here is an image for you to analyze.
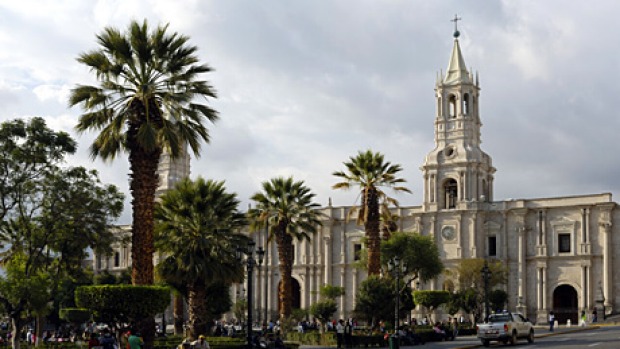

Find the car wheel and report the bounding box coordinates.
[482,339,490,347]
[510,331,517,345]
[527,329,534,343]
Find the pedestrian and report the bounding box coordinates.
[336,320,345,349]
[580,310,587,327]
[87,333,100,349]
[549,311,555,332]
[128,331,143,349]
[452,317,458,339]
[192,335,210,349]
[592,309,598,323]
[344,319,353,348]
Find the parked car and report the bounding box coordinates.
[477,311,534,347]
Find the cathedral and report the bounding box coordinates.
[94,31,619,326]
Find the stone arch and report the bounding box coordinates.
[443,279,455,293]
[442,178,458,209]
[448,94,457,118]
[277,277,302,313]
[552,284,578,324]
[463,93,470,115]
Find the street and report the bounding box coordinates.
[399,325,620,349]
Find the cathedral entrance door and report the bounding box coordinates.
[552,285,578,324]
[277,278,302,313]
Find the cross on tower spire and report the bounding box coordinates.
[451,14,462,38]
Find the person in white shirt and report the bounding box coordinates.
[549,312,555,332]
[336,320,345,349]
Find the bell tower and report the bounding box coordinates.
[421,23,495,212]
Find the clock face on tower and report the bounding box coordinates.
[441,226,456,241]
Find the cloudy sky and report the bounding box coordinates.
[1,1,619,224]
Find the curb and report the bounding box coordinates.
[451,325,600,349]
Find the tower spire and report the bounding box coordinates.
[444,15,471,85]
[451,14,462,38]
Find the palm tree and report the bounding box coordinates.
[154,177,248,338]
[69,20,218,285]
[249,177,322,320]
[333,150,411,275]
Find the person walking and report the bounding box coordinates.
[592,309,598,323]
[580,311,587,327]
[344,319,353,348]
[336,320,345,349]
[549,311,555,332]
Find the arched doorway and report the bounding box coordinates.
[553,285,578,324]
[443,179,458,209]
[277,278,302,313]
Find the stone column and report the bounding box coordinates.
[581,266,587,310]
[601,222,612,309]
[309,268,316,306]
[324,236,332,284]
[517,226,527,304]
[537,267,543,310]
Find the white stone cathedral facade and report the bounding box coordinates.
[95,33,620,326]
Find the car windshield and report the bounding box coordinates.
[488,314,511,323]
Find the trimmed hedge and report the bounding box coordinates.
[76,285,170,322]
[59,308,91,323]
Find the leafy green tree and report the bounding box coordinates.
[354,276,413,329]
[155,177,248,339]
[249,177,322,320]
[381,232,444,283]
[413,290,450,321]
[333,150,411,275]
[444,258,508,323]
[0,118,123,349]
[70,19,219,287]
[310,300,337,331]
[445,288,478,320]
[0,255,50,349]
[320,285,345,300]
[489,289,508,313]
[310,285,345,333]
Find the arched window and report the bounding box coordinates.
[463,93,470,115]
[481,179,489,202]
[444,179,458,209]
[114,252,120,267]
[443,280,455,293]
[437,96,442,117]
[449,95,457,118]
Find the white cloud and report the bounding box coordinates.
[1,0,620,224]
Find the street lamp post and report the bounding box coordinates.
[481,260,491,322]
[389,257,408,348]
[237,241,265,349]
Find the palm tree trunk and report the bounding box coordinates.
[174,294,185,335]
[128,143,160,285]
[128,100,164,286]
[275,222,294,321]
[127,101,163,349]
[365,188,381,275]
[188,282,209,339]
